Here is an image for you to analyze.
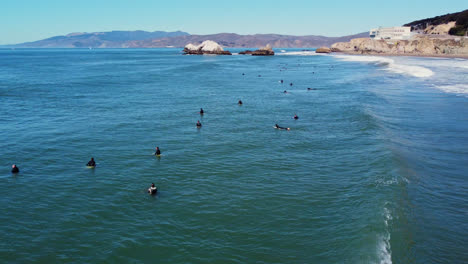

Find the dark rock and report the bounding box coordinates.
[240,44,275,56]
[239,50,253,55]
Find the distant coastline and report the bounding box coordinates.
[1,30,368,49]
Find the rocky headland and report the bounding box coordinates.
[330,36,468,57]
[183,40,232,55]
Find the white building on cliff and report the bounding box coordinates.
[369,26,411,40]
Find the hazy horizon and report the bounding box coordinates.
[1,0,466,45]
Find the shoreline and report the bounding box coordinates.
[330,51,468,59]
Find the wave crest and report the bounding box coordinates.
[333,55,434,78]
[435,84,468,95]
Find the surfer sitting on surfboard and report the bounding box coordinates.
[275,124,290,130]
[196,120,202,127]
[87,157,96,167]
[155,147,161,156]
[200,108,204,115]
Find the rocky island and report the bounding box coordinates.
[239,44,275,56]
[183,40,232,55]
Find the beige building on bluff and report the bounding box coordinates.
[369,26,412,40]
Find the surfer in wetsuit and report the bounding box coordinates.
[238,100,243,105]
[275,124,290,130]
[11,164,19,173]
[155,147,161,156]
[196,120,202,127]
[200,108,204,115]
[293,114,299,120]
[87,158,96,167]
[148,183,157,194]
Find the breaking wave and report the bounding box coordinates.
[333,55,434,78]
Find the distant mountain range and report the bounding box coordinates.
[2,30,368,48]
[4,30,190,48]
[127,32,369,48]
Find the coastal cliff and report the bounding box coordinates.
[331,36,468,57]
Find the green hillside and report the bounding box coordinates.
[404,9,468,36]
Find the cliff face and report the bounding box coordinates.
[331,37,468,56]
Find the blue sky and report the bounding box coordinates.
[1,0,466,44]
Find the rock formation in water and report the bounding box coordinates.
[330,36,468,56]
[183,40,232,55]
[315,47,331,53]
[239,50,253,55]
[239,44,275,56]
[252,44,275,56]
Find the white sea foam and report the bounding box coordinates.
[420,57,468,69]
[435,84,468,95]
[333,55,434,78]
[379,206,393,264]
[386,63,434,78]
[277,51,324,56]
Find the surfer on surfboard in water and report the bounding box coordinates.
[275,124,290,130]
[155,147,161,156]
[87,158,96,167]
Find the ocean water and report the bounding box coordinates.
[0,48,467,263]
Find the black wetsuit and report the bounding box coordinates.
[197,122,202,127]
[275,125,288,130]
[87,160,96,167]
[156,149,161,155]
[11,167,19,173]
